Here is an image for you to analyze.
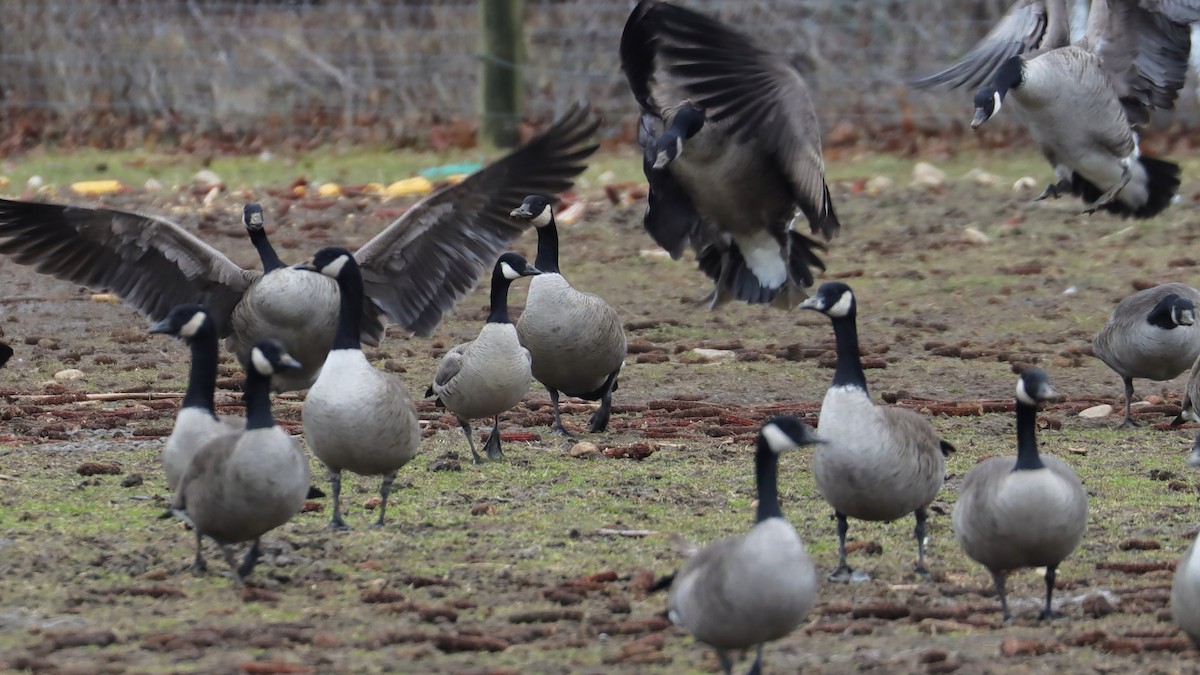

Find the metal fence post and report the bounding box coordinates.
[479,0,523,148]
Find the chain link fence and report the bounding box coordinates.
[0,0,1195,151]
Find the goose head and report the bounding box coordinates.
[294,247,356,280]
[243,203,265,231]
[798,281,856,319]
[248,339,303,377]
[149,304,214,341]
[653,103,705,169]
[495,252,541,280]
[1148,293,1196,329]
[1015,368,1057,408]
[972,56,1024,129]
[760,415,822,454]
[509,195,556,228]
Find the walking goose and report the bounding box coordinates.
[1172,529,1200,646]
[169,339,311,584]
[0,105,599,390]
[953,369,1088,621]
[1093,282,1200,427]
[913,0,1192,218]
[509,196,626,435]
[149,304,240,491]
[294,247,421,530]
[427,252,540,464]
[799,281,954,582]
[665,416,821,675]
[619,0,840,308]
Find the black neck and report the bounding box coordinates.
[829,314,868,392]
[1013,399,1045,471]
[534,217,560,274]
[754,440,783,523]
[243,366,276,430]
[1147,303,1180,330]
[488,271,515,324]
[248,228,286,272]
[182,327,219,415]
[331,262,364,350]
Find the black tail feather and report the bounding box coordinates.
[1071,155,1180,219]
[648,571,677,593]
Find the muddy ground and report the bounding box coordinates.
[3,155,1200,674]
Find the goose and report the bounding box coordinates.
[169,339,311,585]
[149,304,241,491]
[953,369,1088,621]
[619,0,840,308]
[1092,282,1200,427]
[1171,352,1200,426]
[664,416,821,675]
[0,105,599,391]
[1172,529,1200,647]
[426,252,540,464]
[294,247,421,530]
[912,0,1192,218]
[0,342,11,368]
[509,196,627,436]
[799,281,954,582]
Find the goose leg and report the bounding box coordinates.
[548,387,576,438]
[991,570,1011,621]
[745,645,764,675]
[913,507,931,577]
[1118,377,1139,428]
[828,512,870,582]
[373,472,397,528]
[1038,565,1062,621]
[588,370,620,433]
[329,470,352,531]
[715,649,735,675]
[190,530,208,575]
[459,418,485,465]
[237,539,262,581]
[1084,164,1132,213]
[1033,178,1070,201]
[219,544,244,586]
[482,415,505,461]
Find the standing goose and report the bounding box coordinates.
[509,196,627,435]
[1172,529,1200,646]
[427,252,540,464]
[664,416,821,675]
[620,0,840,308]
[294,247,421,530]
[1093,282,1200,427]
[149,304,240,491]
[953,369,1088,621]
[169,339,311,584]
[800,282,954,582]
[0,106,599,390]
[914,0,1192,218]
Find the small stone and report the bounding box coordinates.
[143,178,163,192]
[865,175,894,195]
[964,168,1000,186]
[962,227,990,245]
[1079,404,1113,419]
[193,169,222,188]
[686,348,737,363]
[26,175,43,189]
[363,496,383,510]
[569,442,599,459]
[1012,176,1039,193]
[53,368,84,381]
[470,502,497,516]
[911,162,945,188]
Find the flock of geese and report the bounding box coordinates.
[4,0,1200,671]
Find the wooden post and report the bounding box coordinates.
[479,0,523,148]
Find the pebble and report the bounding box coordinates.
[962,227,990,245]
[865,175,894,195]
[911,162,945,188]
[53,368,84,381]
[569,442,599,459]
[688,348,737,363]
[1079,404,1113,419]
[192,169,221,187]
[1012,176,1039,192]
[964,167,1000,186]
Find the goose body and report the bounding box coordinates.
[511,196,626,435]
[620,0,839,308]
[0,342,11,368]
[429,253,540,464]
[665,416,820,675]
[1172,532,1200,646]
[297,247,421,530]
[0,107,599,391]
[800,282,952,582]
[1093,282,1200,426]
[170,340,310,584]
[953,369,1087,620]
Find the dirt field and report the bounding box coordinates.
[3,152,1200,674]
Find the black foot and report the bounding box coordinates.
[914,564,932,579]
[1034,181,1066,201]
[552,422,578,440]
[188,558,208,575]
[827,565,871,583]
[236,542,261,580]
[588,410,609,434]
[329,518,353,532]
[1118,417,1140,429]
[483,431,504,461]
[1038,609,1064,621]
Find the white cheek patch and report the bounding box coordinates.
[321,254,350,278]
[179,311,207,338]
[1178,308,1196,326]
[501,262,521,280]
[250,347,273,376]
[530,208,553,228]
[1015,377,1037,406]
[761,422,797,453]
[827,291,854,318]
[993,91,1002,116]
[674,136,684,158]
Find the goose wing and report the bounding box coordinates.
[0,199,256,336]
[909,0,1068,91]
[354,105,598,337]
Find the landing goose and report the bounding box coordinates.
[0,106,599,390]
[800,281,954,581]
[294,247,421,530]
[427,252,540,464]
[914,0,1192,218]
[509,196,627,435]
[619,0,839,308]
[1172,528,1200,646]
[1092,282,1200,427]
[953,369,1088,621]
[664,416,820,675]
[169,339,310,584]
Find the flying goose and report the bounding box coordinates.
[799,281,954,582]
[0,105,599,390]
[664,416,821,675]
[427,252,540,464]
[953,369,1088,621]
[619,0,839,308]
[1172,528,1200,647]
[913,0,1192,218]
[509,196,627,436]
[1092,282,1200,427]
[294,247,421,530]
[168,339,311,584]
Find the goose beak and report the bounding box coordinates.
[525,264,542,276]
[293,259,315,271]
[278,353,303,371]
[970,108,990,129]
[509,205,533,220]
[797,296,823,311]
[1041,384,1060,402]
[148,318,172,335]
